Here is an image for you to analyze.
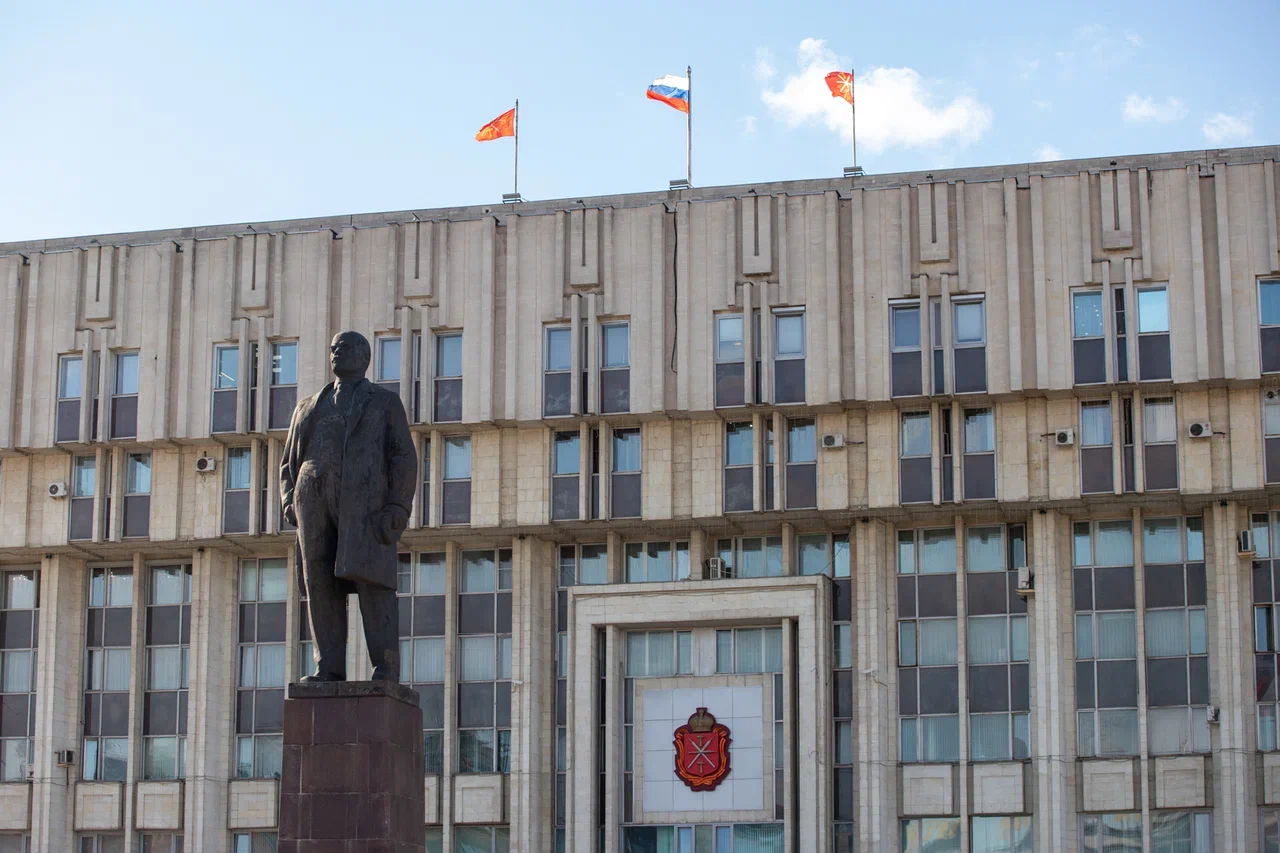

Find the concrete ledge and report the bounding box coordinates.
[1081,759,1136,812]
[453,773,506,825]
[900,764,955,816]
[1154,755,1205,808]
[971,762,1025,815]
[0,783,30,830]
[425,775,441,824]
[135,781,183,830]
[227,779,278,829]
[1264,753,1280,805]
[74,781,124,831]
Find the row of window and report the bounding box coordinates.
[901,811,1213,853]
[77,835,275,853]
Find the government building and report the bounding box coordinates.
[0,144,1278,853]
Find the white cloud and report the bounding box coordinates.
[1018,58,1040,80]
[1032,99,1051,111]
[740,116,758,135]
[1202,112,1254,144]
[752,48,776,83]
[760,38,991,153]
[1125,33,1144,48]
[1123,94,1188,123]
[1035,144,1064,161]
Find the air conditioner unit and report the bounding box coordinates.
[1015,566,1035,597]
[706,557,731,579]
[1054,429,1074,447]
[1206,706,1220,724]
[822,434,845,450]
[195,456,217,473]
[1238,530,1256,556]
[48,482,68,499]
[54,749,74,767]
[1188,422,1212,439]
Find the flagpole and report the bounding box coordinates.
[850,67,857,171]
[686,65,692,187]
[513,99,519,197]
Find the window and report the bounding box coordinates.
[1256,514,1280,750]
[965,526,1029,762]
[231,833,277,853]
[452,827,509,853]
[715,314,746,407]
[1261,279,1280,374]
[1144,517,1209,755]
[1150,811,1212,852]
[930,298,944,395]
[143,565,190,780]
[224,447,252,534]
[1078,813,1141,853]
[268,341,297,430]
[1266,392,1280,485]
[1120,396,1137,492]
[433,334,463,422]
[952,298,987,393]
[551,431,580,521]
[900,411,932,505]
[138,836,183,853]
[833,561,854,838]
[600,322,630,413]
[84,567,132,781]
[962,408,996,500]
[122,453,151,538]
[624,541,690,583]
[1114,289,1130,382]
[211,345,239,433]
[559,544,608,587]
[940,407,954,503]
[898,528,959,762]
[69,455,96,541]
[628,630,693,676]
[457,549,512,774]
[1142,398,1178,491]
[773,309,805,404]
[797,533,850,577]
[109,351,139,439]
[715,627,782,673]
[764,423,776,512]
[785,418,816,510]
[611,428,641,518]
[442,436,471,525]
[57,354,83,443]
[419,437,431,526]
[1136,286,1171,381]
[971,817,1032,853]
[1263,808,1280,852]
[375,336,401,391]
[891,303,923,397]
[1074,520,1139,757]
[543,326,572,417]
[901,818,960,853]
[0,571,37,782]
[1080,401,1114,494]
[78,837,124,853]
[399,552,445,774]
[1073,290,1106,385]
[236,559,286,779]
[716,536,783,579]
[723,422,754,513]
[554,548,604,842]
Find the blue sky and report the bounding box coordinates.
[1,0,1274,242]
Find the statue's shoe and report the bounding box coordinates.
[300,672,345,683]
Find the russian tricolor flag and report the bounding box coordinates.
[646,75,690,113]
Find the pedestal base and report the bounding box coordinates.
[280,681,425,853]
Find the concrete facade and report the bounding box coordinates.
[0,145,1278,851]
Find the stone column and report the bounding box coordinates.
[508,537,556,853]
[30,555,86,852]
[1030,510,1072,851]
[855,520,897,850]
[185,547,236,853]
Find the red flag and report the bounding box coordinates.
[475,108,516,142]
[825,71,853,105]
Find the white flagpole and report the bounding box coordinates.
[513,99,519,197]
[851,68,857,171]
[686,65,692,187]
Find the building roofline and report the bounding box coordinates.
[2,143,1277,255]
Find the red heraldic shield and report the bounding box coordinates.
[673,707,732,791]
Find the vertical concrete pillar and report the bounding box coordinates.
[31,555,86,852]
[186,546,236,853]
[509,537,556,853]
[1030,511,1071,851]
[855,520,897,850]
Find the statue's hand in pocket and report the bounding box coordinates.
[374,506,409,546]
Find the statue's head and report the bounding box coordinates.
[329,331,371,381]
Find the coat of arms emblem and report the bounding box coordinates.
[673,707,732,791]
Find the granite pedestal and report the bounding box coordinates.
[280,681,425,853]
